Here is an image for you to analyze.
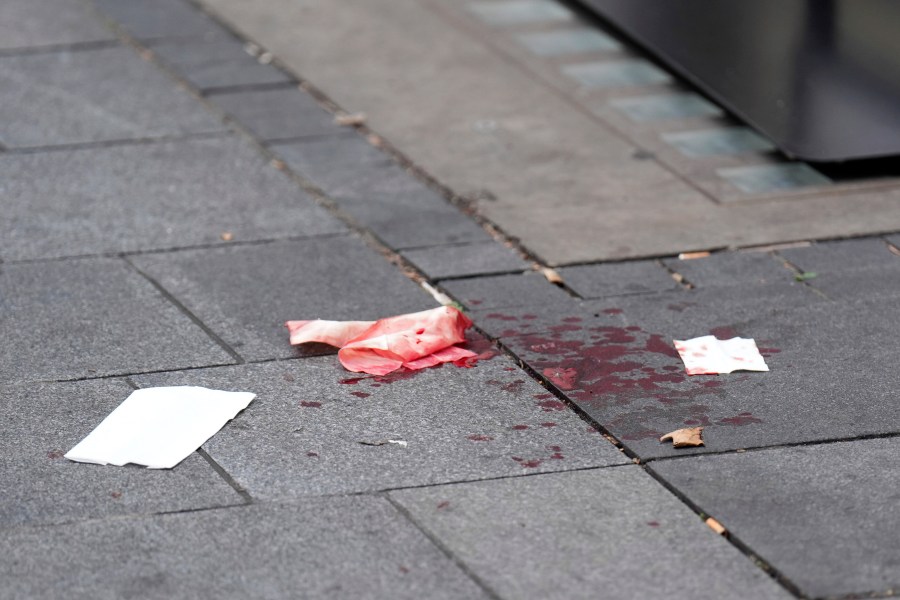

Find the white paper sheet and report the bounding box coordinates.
[65,386,255,469]
[673,335,769,375]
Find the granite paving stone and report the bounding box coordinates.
[0,258,234,382]
[716,163,831,195]
[0,46,226,148]
[0,499,489,600]
[92,0,226,41]
[651,438,900,598]
[609,92,723,122]
[778,238,898,273]
[886,234,900,250]
[401,241,530,280]
[498,287,900,458]
[391,467,792,600]
[133,357,627,499]
[0,378,243,528]
[150,38,290,91]
[210,87,338,141]
[466,0,574,26]
[0,137,346,261]
[799,268,900,303]
[130,237,435,362]
[0,0,114,50]
[441,271,572,310]
[662,252,797,288]
[559,260,679,298]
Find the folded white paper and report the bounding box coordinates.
[673,335,769,375]
[65,386,255,469]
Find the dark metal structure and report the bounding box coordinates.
[580,0,900,162]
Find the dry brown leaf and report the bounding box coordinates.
[220,232,234,242]
[705,517,726,535]
[678,251,711,260]
[659,426,704,448]
[541,268,564,285]
[335,112,367,126]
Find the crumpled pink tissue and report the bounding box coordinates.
[673,335,769,375]
[286,306,476,375]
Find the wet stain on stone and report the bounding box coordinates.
[537,399,567,412]
[717,412,763,426]
[306,451,319,458]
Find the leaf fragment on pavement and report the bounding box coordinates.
[794,271,817,281]
[659,426,704,448]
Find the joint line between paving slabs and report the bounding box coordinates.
[383,493,505,600]
[0,39,122,58]
[122,255,246,365]
[640,463,807,598]
[197,448,253,503]
[201,80,298,97]
[3,130,232,156]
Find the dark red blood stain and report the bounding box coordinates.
[586,426,600,434]
[399,566,410,574]
[710,326,738,339]
[717,413,764,426]
[300,401,322,408]
[467,434,494,442]
[415,328,425,335]
[436,501,450,510]
[501,380,525,393]
[511,424,530,430]
[543,367,578,390]
[371,383,381,387]
[537,399,567,412]
[663,365,681,372]
[550,453,565,460]
[307,451,319,457]
[644,334,679,358]
[512,457,542,468]
[703,380,723,388]
[350,391,371,398]
[469,299,483,305]
[339,377,365,385]
[522,314,538,320]
[626,326,641,331]
[622,430,663,441]
[47,450,64,459]
[547,445,562,452]
[282,373,295,382]
[486,380,502,386]
[540,422,557,428]
[504,367,516,371]
[374,369,418,384]
[487,313,518,321]
[603,308,623,315]
[534,393,554,400]
[758,347,781,355]
[647,521,660,527]
[110,491,122,499]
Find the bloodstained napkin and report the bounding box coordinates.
[673,335,769,375]
[286,306,476,376]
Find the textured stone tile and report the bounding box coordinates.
[392,467,791,600]
[92,0,225,40]
[0,499,488,600]
[0,137,346,261]
[515,28,621,56]
[799,268,900,302]
[716,163,830,195]
[501,290,900,459]
[562,59,672,88]
[652,438,900,598]
[0,46,225,148]
[609,92,723,122]
[150,38,290,90]
[559,260,679,298]
[0,0,114,50]
[778,238,898,273]
[211,87,337,141]
[441,271,572,310]
[0,258,234,382]
[662,127,775,157]
[130,237,435,362]
[466,0,574,26]
[0,378,242,528]
[662,252,796,288]
[134,358,626,498]
[402,242,529,280]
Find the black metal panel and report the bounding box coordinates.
[579,0,900,162]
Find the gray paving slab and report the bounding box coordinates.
[716,163,831,195]
[801,268,900,303]
[0,498,488,600]
[0,378,242,529]
[402,241,530,280]
[559,260,679,298]
[652,437,900,598]
[0,0,114,50]
[0,46,226,148]
[662,252,796,288]
[778,237,898,273]
[92,0,225,40]
[441,271,572,310]
[0,257,234,382]
[0,137,346,261]
[661,127,775,158]
[609,92,723,122]
[515,28,622,56]
[130,237,435,362]
[466,0,574,26]
[210,87,337,141]
[562,59,673,88]
[886,234,900,250]
[150,38,290,91]
[391,467,791,600]
[498,287,900,458]
[134,357,626,499]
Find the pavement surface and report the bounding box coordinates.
[1,1,899,599]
